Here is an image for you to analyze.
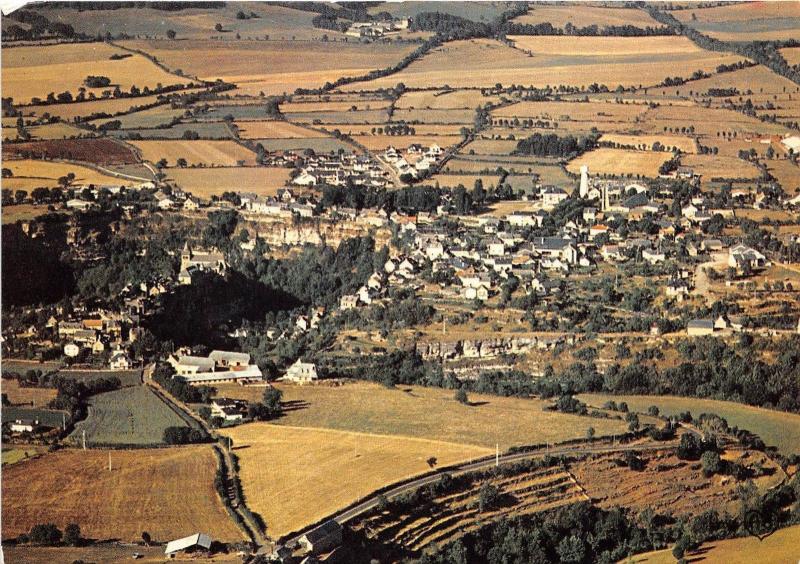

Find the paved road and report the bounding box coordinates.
[282,438,679,547]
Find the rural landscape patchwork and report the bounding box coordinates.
[3,0,800,562]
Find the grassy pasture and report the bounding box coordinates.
[1,379,57,407]
[286,109,389,124]
[281,100,392,113]
[113,121,232,140]
[335,123,466,136]
[1,203,56,224]
[235,120,328,139]
[579,393,800,455]
[55,369,142,387]
[343,38,743,91]
[123,39,416,96]
[1,446,243,542]
[22,122,90,140]
[600,133,697,153]
[683,65,799,97]
[165,166,291,198]
[461,138,520,155]
[392,108,476,124]
[3,159,139,190]
[431,174,501,189]
[20,91,202,121]
[567,148,670,177]
[513,5,661,27]
[629,524,800,564]
[493,100,648,121]
[3,42,184,104]
[369,1,516,21]
[69,385,197,446]
[220,423,491,538]
[130,139,256,166]
[215,381,628,450]
[91,105,185,129]
[2,445,47,467]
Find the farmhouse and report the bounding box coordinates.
[164,533,212,555]
[687,319,715,336]
[284,360,319,383]
[728,244,766,271]
[299,520,343,555]
[211,398,247,422]
[168,351,263,384]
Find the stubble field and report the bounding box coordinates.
[130,139,256,167]
[165,166,291,197]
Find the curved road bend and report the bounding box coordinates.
[283,438,681,547]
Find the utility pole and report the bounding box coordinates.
[82,430,86,450]
[495,443,499,468]
[108,451,111,471]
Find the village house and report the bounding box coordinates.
[298,520,343,555]
[728,244,767,271]
[284,360,319,383]
[687,319,715,336]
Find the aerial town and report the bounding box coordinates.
[2,1,800,563]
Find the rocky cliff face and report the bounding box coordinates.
[242,217,391,249]
[416,335,576,360]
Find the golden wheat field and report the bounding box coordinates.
[1,379,57,406]
[343,38,744,91]
[2,42,185,104]
[165,166,291,198]
[681,154,762,181]
[396,89,503,110]
[512,5,661,28]
[567,148,670,178]
[3,159,139,189]
[1,447,243,542]
[235,120,328,139]
[781,47,800,66]
[220,423,490,538]
[130,139,256,167]
[509,35,703,57]
[493,100,649,122]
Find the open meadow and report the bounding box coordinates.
[220,423,490,538]
[235,120,328,139]
[579,393,800,455]
[215,381,629,450]
[2,42,185,104]
[165,166,291,198]
[1,203,58,224]
[512,4,661,28]
[68,385,198,446]
[1,446,243,542]
[1,378,56,407]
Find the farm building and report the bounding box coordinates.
[687,319,715,336]
[299,520,343,555]
[284,360,319,383]
[164,532,212,555]
[168,351,263,384]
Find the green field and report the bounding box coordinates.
[251,137,356,154]
[110,122,232,140]
[579,393,800,455]
[69,385,199,446]
[56,369,142,387]
[1,445,47,466]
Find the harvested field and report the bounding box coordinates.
[214,381,629,450]
[572,447,783,518]
[1,378,57,407]
[235,120,327,139]
[3,138,139,165]
[641,103,790,138]
[513,5,661,28]
[1,545,184,564]
[629,524,800,564]
[392,108,475,124]
[286,109,389,124]
[684,65,799,97]
[567,148,670,177]
[782,47,800,66]
[1,446,243,542]
[130,139,256,166]
[3,159,141,189]
[579,393,800,454]
[68,385,198,446]
[3,42,185,104]
[220,423,490,538]
[681,154,761,181]
[123,39,416,96]
[493,100,648,122]
[165,166,291,198]
[343,38,743,91]
[767,159,800,195]
[600,133,697,153]
[25,122,89,140]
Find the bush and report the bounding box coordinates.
[28,523,62,545]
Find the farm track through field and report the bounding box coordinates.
[144,367,266,548]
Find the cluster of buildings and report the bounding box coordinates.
[383,143,444,179]
[167,349,263,384]
[346,18,409,38]
[292,152,391,189]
